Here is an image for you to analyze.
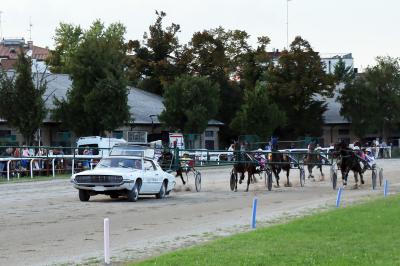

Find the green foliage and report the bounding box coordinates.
[52,20,131,136]
[230,83,286,139]
[266,36,334,138]
[46,23,83,73]
[134,196,400,266]
[127,11,181,95]
[333,58,355,84]
[0,52,47,144]
[160,75,219,133]
[338,56,400,139]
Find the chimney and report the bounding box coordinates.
[27,40,33,50]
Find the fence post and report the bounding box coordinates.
[7,160,11,181]
[52,159,56,177]
[104,218,110,265]
[72,159,75,175]
[30,159,34,179]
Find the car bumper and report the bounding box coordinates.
[71,179,135,192]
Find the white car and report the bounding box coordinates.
[71,155,175,202]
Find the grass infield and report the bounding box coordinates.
[132,195,400,266]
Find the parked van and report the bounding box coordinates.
[76,136,127,157]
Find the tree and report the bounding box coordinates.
[46,23,83,74]
[0,51,47,145]
[333,58,355,84]
[127,11,181,95]
[265,36,334,138]
[52,20,131,136]
[230,83,286,139]
[159,75,219,133]
[338,56,400,140]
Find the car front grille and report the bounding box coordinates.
[75,175,123,185]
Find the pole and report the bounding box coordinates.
[336,187,343,207]
[384,180,388,197]
[104,218,110,265]
[251,197,258,229]
[286,0,289,49]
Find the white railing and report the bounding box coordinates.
[0,155,103,181]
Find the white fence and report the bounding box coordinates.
[0,155,102,181]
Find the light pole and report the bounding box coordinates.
[286,0,292,50]
[149,115,156,134]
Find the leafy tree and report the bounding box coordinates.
[333,58,355,84]
[159,75,219,133]
[265,36,334,138]
[0,52,47,144]
[52,20,131,136]
[338,56,400,140]
[230,83,286,139]
[127,11,181,95]
[46,23,83,74]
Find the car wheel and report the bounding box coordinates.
[156,181,167,199]
[79,189,90,202]
[128,183,139,202]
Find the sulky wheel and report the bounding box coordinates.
[299,168,305,187]
[332,171,337,190]
[372,169,377,190]
[230,171,236,191]
[379,168,383,187]
[195,171,201,192]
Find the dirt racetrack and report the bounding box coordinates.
[0,159,399,266]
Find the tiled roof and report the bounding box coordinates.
[0,44,49,61]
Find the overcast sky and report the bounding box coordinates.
[2,0,399,69]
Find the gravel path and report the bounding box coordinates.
[0,159,398,266]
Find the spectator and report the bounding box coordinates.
[227,143,234,161]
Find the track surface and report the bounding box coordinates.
[0,159,399,266]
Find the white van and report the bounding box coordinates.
[76,136,127,157]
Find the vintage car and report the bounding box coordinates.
[71,153,175,202]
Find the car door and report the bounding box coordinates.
[143,159,160,192]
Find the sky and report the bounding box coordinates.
[1,0,400,70]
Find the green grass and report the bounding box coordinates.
[132,196,400,266]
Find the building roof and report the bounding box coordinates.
[0,39,49,70]
[35,73,222,126]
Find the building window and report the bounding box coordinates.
[338,129,349,135]
[127,131,147,143]
[205,131,214,138]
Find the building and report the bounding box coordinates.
[0,38,49,71]
[0,73,223,149]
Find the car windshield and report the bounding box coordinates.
[96,158,142,170]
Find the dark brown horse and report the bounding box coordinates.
[304,146,325,181]
[269,144,291,187]
[231,149,259,192]
[333,141,365,188]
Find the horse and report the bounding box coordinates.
[231,148,260,192]
[269,144,291,187]
[333,141,365,188]
[158,150,187,185]
[304,146,325,181]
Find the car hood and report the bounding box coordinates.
[75,167,139,176]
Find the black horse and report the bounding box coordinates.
[333,141,365,188]
[269,144,291,187]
